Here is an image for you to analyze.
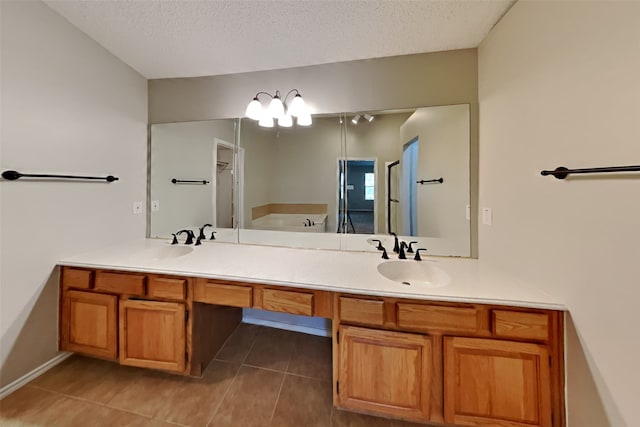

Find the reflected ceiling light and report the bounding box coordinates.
[278,113,293,128]
[298,112,312,126]
[351,114,361,125]
[363,113,375,122]
[245,89,311,127]
[258,114,274,128]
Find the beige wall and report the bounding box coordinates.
[150,120,235,237]
[0,1,147,387]
[400,105,470,255]
[239,121,276,227]
[478,1,640,426]
[149,49,480,256]
[149,50,478,122]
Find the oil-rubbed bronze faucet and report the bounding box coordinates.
[414,248,428,261]
[390,232,400,253]
[198,224,213,241]
[398,241,408,259]
[177,229,195,245]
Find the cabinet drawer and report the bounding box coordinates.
[262,289,313,316]
[193,280,252,307]
[397,303,481,334]
[94,272,146,296]
[492,310,549,341]
[339,297,384,326]
[62,267,93,290]
[147,277,186,301]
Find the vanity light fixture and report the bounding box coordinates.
[245,89,311,128]
[363,113,375,122]
[351,114,361,124]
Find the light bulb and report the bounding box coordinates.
[245,97,262,120]
[258,112,274,128]
[269,96,285,119]
[278,113,293,127]
[351,114,361,125]
[363,113,374,122]
[297,112,312,126]
[288,94,305,117]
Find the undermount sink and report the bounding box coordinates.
[140,245,194,261]
[377,260,451,288]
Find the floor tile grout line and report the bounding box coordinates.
[25,384,115,410]
[23,384,164,422]
[203,361,244,427]
[266,370,288,427]
[241,325,266,366]
[206,321,246,371]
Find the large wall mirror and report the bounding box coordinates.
[239,104,471,256]
[148,104,472,257]
[149,119,239,242]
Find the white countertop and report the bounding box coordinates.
[59,239,566,311]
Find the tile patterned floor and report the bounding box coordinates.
[0,324,421,427]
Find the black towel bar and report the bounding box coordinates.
[171,178,210,185]
[1,170,118,182]
[417,177,444,184]
[541,165,640,180]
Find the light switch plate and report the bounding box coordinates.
[133,201,143,214]
[482,207,492,225]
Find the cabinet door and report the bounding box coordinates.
[444,337,552,427]
[61,290,118,360]
[338,325,432,423]
[119,300,186,372]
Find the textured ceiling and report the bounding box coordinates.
[43,0,515,79]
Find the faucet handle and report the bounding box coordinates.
[414,248,428,261]
[171,233,178,245]
[210,231,217,240]
[381,247,389,259]
[177,229,195,245]
[407,241,418,253]
[398,241,407,259]
[390,232,400,253]
[199,224,212,240]
[371,239,384,250]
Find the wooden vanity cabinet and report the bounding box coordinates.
[60,267,244,377]
[119,299,186,372]
[443,337,552,427]
[334,295,565,427]
[60,290,118,360]
[338,325,433,423]
[59,266,565,426]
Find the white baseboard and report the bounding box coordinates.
[242,317,331,337]
[0,352,72,400]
